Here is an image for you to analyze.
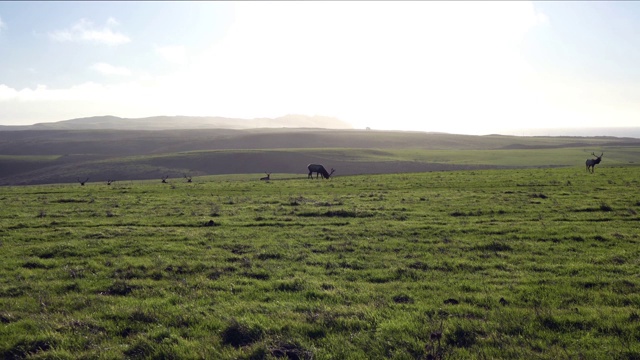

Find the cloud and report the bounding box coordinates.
[3,2,560,130]
[155,45,188,65]
[182,1,552,127]
[0,84,18,100]
[106,17,120,27]
[8,2,638,132]
[0,82,149,123]
[90,63,132,76]
[0,16,6,32]
[49,18,130,45]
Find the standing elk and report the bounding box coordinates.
[260,172,271,181]
[77,177,89,186]
[307,164,335,179]
[586,152,603,174]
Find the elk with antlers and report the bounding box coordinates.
[586,152,603,174]
[77,177,89,186]
[307,164,335,179]
[161,175,169,183]
[260,172,271,181]
[106,179,115,185]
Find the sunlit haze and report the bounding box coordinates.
[1,1,639,135]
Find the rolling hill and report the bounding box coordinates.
[1,116,639,186]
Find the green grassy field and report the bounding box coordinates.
[1,165,639,359]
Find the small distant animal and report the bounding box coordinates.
[586,152,603,174]
[307,164,335,179]
[106,179,115,185]
[184,174,192,183]
[260,172,271,181]
[77,177,89,186]
[161,175,169,183]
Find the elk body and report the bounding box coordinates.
[260,173,271,181]
[586,152,603,173]
[307,164,335,179]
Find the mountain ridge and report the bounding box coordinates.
[0,114,353,131]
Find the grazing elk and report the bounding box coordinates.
[184,174,192,183]
[586,152,603,174]
[77,177,89,186]
[161,175,169,183]
[307,164,335,179]
[260,172,271,181]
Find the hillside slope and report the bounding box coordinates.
[0,127,638,185]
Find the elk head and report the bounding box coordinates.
[107,179,115,185]
[184,174,192,183]
[77,177,89,186]
[586,152,604,173]
[161,175,169,183]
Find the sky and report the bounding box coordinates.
[1,1,640,136]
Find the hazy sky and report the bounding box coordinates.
[1,1,639,135]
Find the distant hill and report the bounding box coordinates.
[0,114,353,131]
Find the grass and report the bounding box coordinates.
[0,166,639,359]
[92,146,640,174]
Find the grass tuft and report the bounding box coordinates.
[392,294,414,304]
[445,325,476,348]
[599,202,613,212]
[104,280,135,296]
[2,338,55,359]
[269,341,313,360]
[221,319,263,348]
[473,241,513,252]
